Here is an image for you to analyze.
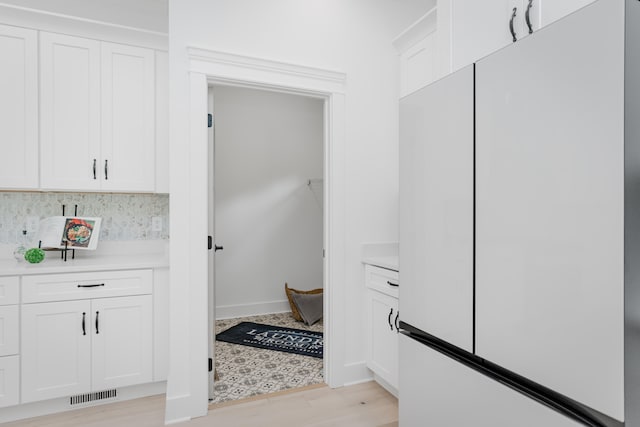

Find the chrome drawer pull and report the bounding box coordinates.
[77,283,105,288]
[387,281,399,287]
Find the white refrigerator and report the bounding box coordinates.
[398,0,640,425]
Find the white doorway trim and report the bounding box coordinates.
[178,47,347,419]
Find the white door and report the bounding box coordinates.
[101,42,155,192]
[0,24,38,190]
[40,32,101,191]
[91,295,153,390]
[399,335,581,427]
[367,290,398,389]
[476,0,624,421]
[399,65,474,353]
[207,88,216,399]
[21,301,91,403]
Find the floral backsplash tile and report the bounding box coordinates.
[0,192,169,244]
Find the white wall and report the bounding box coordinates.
[213,85,323,318]
[168,0,436,421]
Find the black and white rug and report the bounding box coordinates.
[212,313,323,404]
[216,322,323,359]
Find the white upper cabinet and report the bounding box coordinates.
[40,33,156,192]
[439,0,523,74]
[437,0,598,75]
[538,0,597,27]
[154,51,169,194]
[101,42,155,192]
[393,9,437,97]
[0,25,38,190]
[40,32,101,191]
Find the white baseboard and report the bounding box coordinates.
[373,374,398,398]
[215,300,291,319]
[341,361,374,387]
[0,381,166,424]
[164,393,192,424]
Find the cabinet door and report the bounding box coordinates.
[439,0,524,73]
[155,50,170,194]
[399,335,581,427]
[399,65,474,352]
[0,356,19,408]
[0,25,38,190]
[101,42,155,192]
[476,0,624,421]
[400,32,437,97]
[21,301,91,403]
[367,290,398,389]
[0,306,18,356]
[40,32,101,191]
[538,0,597,27]
[91,295,152,390]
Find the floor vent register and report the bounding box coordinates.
[69,389,117,406]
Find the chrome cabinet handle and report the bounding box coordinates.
[95,311,100,334]
[104,160,108,180]
[525,0,533,34]
[394,312,400,333]
[510,7,518,42]
[387,280,399,287]
[388,308,394,331]
[93,159,97,180]
[82,312,86,336]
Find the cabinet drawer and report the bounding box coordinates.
[0,306,18,356]
[22,269,152,303]
[365,265,399,298]
[0,355,19,408]
[0,277,19,306]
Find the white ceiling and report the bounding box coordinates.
[0,0,168,33]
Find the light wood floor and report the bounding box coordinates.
[3,381,398,427]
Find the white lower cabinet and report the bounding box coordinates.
[365,265,399,392]
[21,300,91,403]
[399,334,580,427]
[91,296,152,390]
[0,356,19,408]
[21,295,152,403]
[0,276,20,408]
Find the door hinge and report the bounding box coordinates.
[208,358,213,372]
[208,114,213,128]
[208,236,213,250]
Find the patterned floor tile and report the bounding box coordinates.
[212,312,324,404]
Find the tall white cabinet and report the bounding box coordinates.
[0,25,38,190]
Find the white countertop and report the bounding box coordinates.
[362,255,399,272]
[0,240,169,276]
[0,254,168,276]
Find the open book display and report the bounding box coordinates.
[37,216,102,251]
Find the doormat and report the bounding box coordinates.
[216,322,323,359]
